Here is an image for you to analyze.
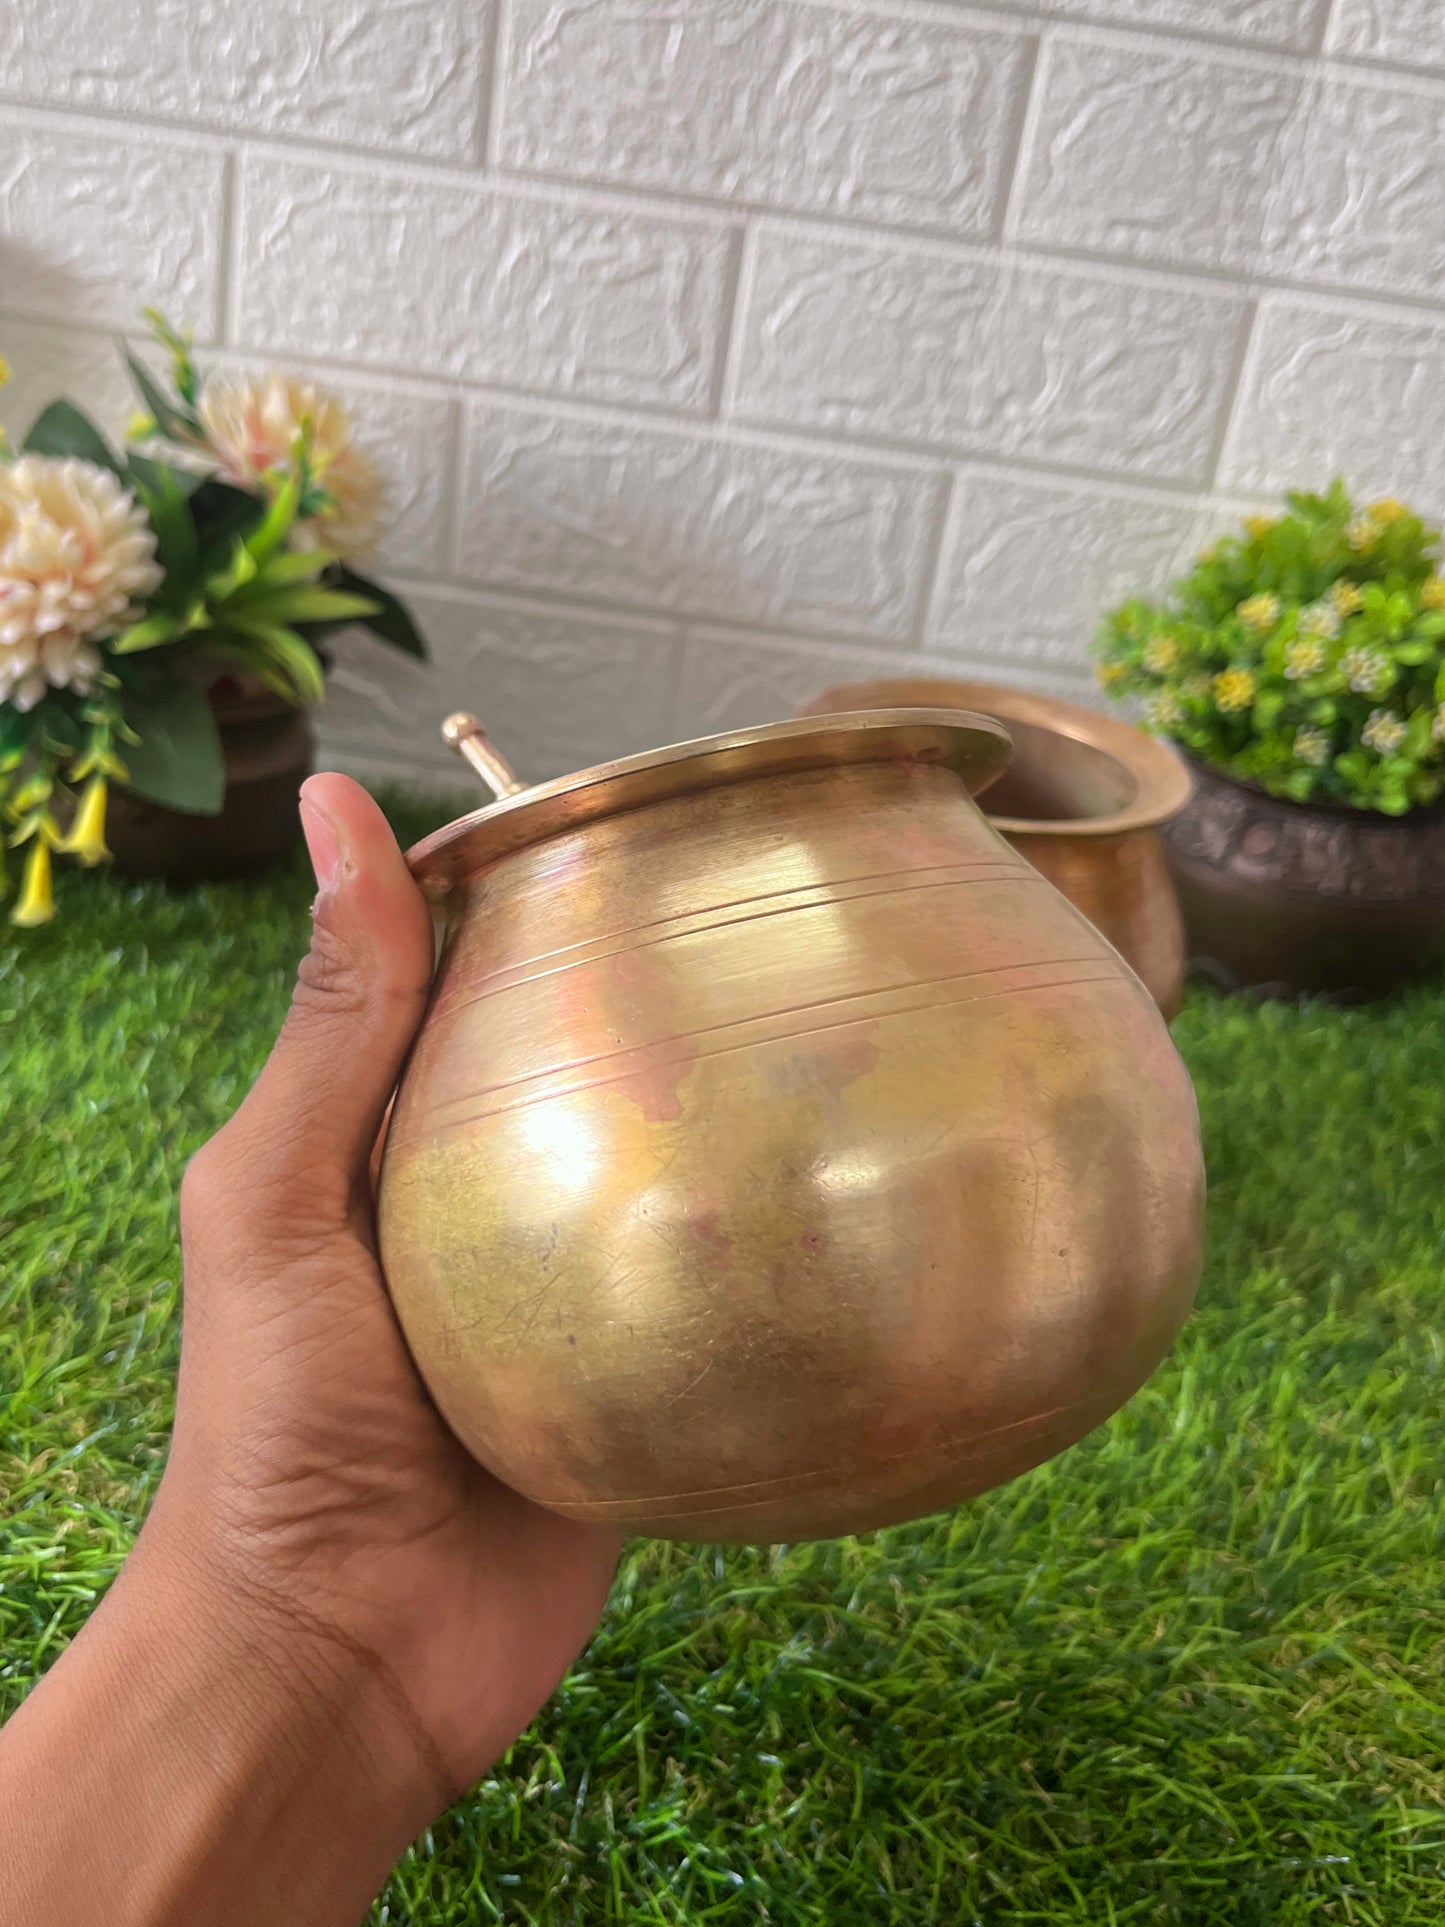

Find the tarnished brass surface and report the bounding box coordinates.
[378,710,1204,1543]
[798,678,1193,1018]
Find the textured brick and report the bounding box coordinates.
[1016,37,1445,301]
[1217,299,1445,517]
[675,627,1095,739]
[236,158,734,413]
[0,314,137,449]
[318,589,682,785]
[985,0,1326,51]
[732,227,1248,485]
[1328,0,1445,71]
[458,402,943,643]
[501,0,1032,238]
[0,118,223,333]
[0,1,489,162]
[927,472,1202,667]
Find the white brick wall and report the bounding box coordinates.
[1,0,1442,788]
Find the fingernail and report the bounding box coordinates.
[299,795,343,896]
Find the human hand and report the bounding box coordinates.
[0,775,619,1926]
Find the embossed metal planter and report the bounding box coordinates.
[378,711,1204,1544]
[1161,756,1445,998]
[798,678,1191,1018]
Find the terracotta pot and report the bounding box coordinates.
[378,711,1204,1545]
[1160,756,1445,998]
[796,678,1192,1018]
[108,682,313,883]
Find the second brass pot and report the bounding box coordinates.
[379,711,1204,1543]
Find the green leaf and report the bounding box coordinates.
[111,611,184,654]
[334,566,428,658]
[123,350,196,442]
[22,400,122,473]
[117,679,225,814]
[124,452,199,584]
[212,625,325,706]
[243,469,301,569]
[205,540,258,602]
[239,546,337,589]
[190,479,265,562]
[234,586,379,625]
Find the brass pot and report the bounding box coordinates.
[378,710,1204,1544]
[797,679,1191,1018]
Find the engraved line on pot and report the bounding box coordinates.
[433,860,1038,1016]
[516,1392,1107,1518]
[390,957,1129,1146]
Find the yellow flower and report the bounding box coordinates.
[0,353,10,389]
[1097,661,1126,688]
[1213,668,1256,713]
[1422,576,1445,611]
[1244,514,1276,541]
[59,775,111,867]
[1331,579,1364,617]
[1284,637,1326,680]
[1237,592,1280,634]
[1143,635,1179,674]
[197,373,386,561]
[10,836,54,927]
[1369,498,1408,526]
[1346,512,1381,550]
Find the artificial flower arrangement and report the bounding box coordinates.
[1095,482,1445,817]
[0,315,424,925]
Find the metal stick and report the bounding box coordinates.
[441,712,527,801]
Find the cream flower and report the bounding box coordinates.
[1341,645,1390,696]
[1422,577,1445,612]
[1144,689,1183,730]
[0,456,161,712]
[1143,635,1179,674]
[1293,727,1330,767]
[1361,709,1406,755]
[1297,598,1341,643]
[198,373,386,561]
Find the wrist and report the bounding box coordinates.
[0,1522,451,1927]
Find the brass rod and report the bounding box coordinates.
[441,712,527,800]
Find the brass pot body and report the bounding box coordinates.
[379,713,1204,1543]
[798,679,1192,1018]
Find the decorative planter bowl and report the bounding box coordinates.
[1160,756,1445,999]
[797,679,1191,1019]
[108,680,311,883]
[377,710,1204,1544]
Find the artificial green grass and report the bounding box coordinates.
[3,795,1443,1924]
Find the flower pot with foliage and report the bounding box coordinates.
[1096,484,1445,997]
[0,315,425,920]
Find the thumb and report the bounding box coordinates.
[222,773,435,1225]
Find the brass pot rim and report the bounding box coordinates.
[408,707,1012,896]
[798,677,1192,838]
